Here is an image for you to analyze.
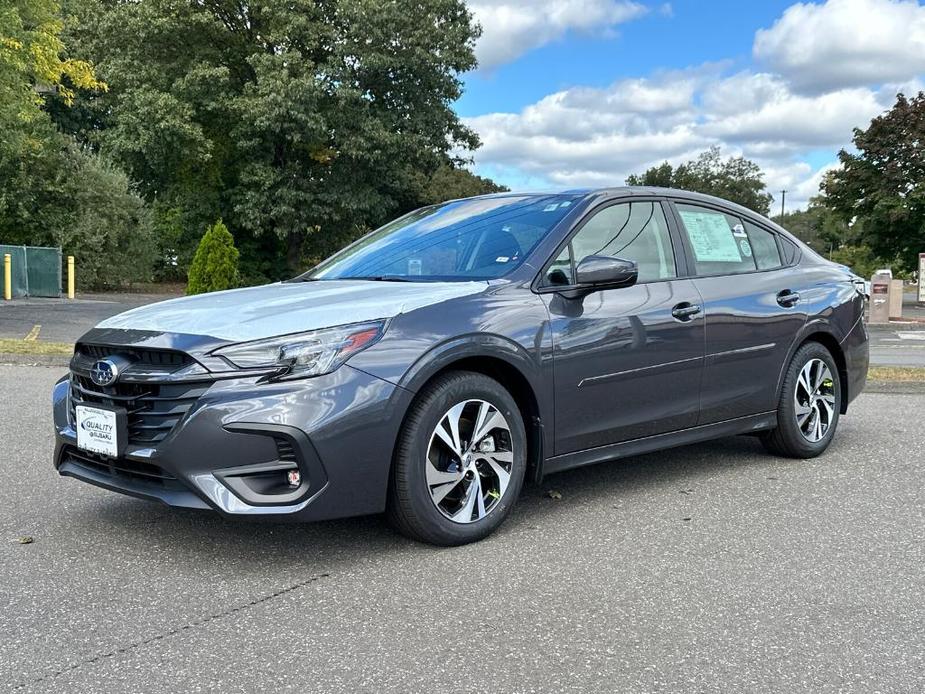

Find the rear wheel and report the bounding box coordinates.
[387,371,526,546]
[762,342,841,458]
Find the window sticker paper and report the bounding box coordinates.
[679,210,743,262]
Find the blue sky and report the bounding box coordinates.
[456,0,925,209]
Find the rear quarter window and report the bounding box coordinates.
[743,221,782,270]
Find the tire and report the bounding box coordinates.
[761,341,842,458]
[387,371,527,546]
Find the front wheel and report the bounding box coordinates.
[387,371,527,546]
[762,342,842,458]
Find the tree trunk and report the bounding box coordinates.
[286,230,304,274]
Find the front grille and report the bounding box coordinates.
[76,344,191,368]
[69,345,211,447]
[62,446,183,490]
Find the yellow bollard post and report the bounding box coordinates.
[67,255,75,299]
[3,253,11,301]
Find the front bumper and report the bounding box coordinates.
[54,364,412,521]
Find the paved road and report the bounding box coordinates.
[2,365,923,693]
[866,324,925,367]
[0,293,179,343]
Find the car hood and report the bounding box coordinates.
[96,280,488,342]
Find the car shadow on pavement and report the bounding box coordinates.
[64,433,797,568]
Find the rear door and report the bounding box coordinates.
[539,198,705,455]
[668,201,808,424]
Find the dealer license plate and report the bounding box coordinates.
[76,405,120,457]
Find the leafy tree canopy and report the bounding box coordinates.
[824,91,925,273]
[58,0,484,272]
[0,0,104,127]
[0,0,153,290]
[626,146,773,216]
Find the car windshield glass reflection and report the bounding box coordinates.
[307,194,582,281]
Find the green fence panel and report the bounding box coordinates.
[25,246,62,297]
[0,245,62,297]
[0,245,28,298]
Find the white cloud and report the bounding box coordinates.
[470,0,648,71]
[465,69,714,186]
[753,0,925,92]
[701,72,886,150]
[465,66,905,208]
[759,161,841,211]
[463,0,925,210]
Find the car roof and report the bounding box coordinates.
[470,186,799,242]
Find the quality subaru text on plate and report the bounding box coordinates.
[53,188,869,545]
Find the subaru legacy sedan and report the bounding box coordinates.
[53,188,869,545]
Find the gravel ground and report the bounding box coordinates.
[1,365,923,693]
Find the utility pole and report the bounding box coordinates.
[779,190,787,221]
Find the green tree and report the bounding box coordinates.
[0,0,104,127]
[627,147,773,215]
[187,219,240,294]
[0,0,155,290]
[58,0,484,273]
[829,244,881,280]
[0,135,156,288]
[824,92,925,272]
[417,163,509,205]
[55,148,157,288]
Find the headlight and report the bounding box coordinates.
[213,320,387,378]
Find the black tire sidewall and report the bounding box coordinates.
[774,343,842,457]
[395,373,527,545]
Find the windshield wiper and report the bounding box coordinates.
[342,275,414,282]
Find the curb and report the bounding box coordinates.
[867,322,925,331]
[0,353,71,367]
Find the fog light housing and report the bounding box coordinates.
[287,469,301,488]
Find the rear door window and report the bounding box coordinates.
[675,204,757,276]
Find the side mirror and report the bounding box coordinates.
[568,255,638,296]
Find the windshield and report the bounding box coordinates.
[308,194,583,281]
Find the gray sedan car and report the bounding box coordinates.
[53,188,869,545]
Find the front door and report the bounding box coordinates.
[539,199,705,455]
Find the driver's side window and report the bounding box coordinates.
[545,201,677,286]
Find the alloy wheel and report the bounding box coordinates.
[794,358,836,443]
[426,399,514,524]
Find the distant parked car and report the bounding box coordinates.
[53,188,870,545]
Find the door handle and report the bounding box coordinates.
[671,302,702,321]
[777,290,801,307]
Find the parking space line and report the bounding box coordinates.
[24,325,41,341]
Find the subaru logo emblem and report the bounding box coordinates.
[90,359,119,387]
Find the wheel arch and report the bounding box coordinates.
[777,325,850,414]
[394,336,549,484]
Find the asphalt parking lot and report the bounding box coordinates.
[0,292,181,344]
[2,365,923,693]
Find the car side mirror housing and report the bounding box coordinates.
[561,255,638,298]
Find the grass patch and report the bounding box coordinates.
[868,366,925,382]
[0,339,73,356]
